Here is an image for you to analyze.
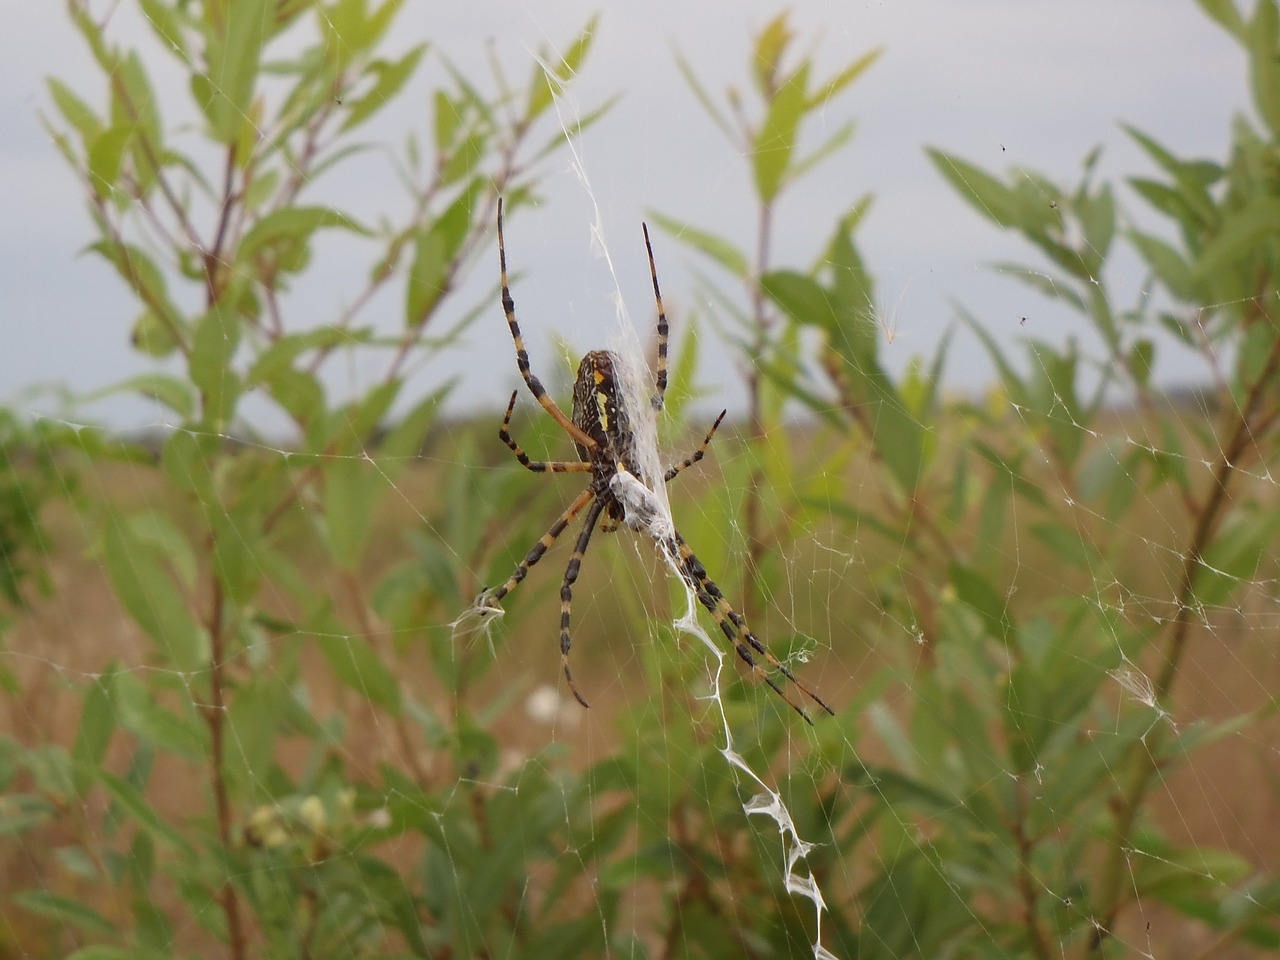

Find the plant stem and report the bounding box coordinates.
[205,573,248,960]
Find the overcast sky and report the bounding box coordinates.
[1,1,1248,430]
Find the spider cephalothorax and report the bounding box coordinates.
[477,198,833,724]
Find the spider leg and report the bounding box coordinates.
[669,530,835,725]
[480,488,596,609]
[557,495,610,709]
[664,410,727,483]
[497,198,598,452]
[499,392,593,474]
[641,223,668,411]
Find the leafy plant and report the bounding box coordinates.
[8,1,615,956]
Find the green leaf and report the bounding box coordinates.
[341,44,426,132]
[204,0,271,143]
[673,47,735,141]
[960,307,1027,405]
[1196,0,1246,38]
[102,512,205,671]
[1249,0,1280,136]
[525,15,598,120]
[928,148,1020,227]
[809,47,882,108]
[867,383,925,495]
[315,632,402,712]
[113,672,206,761]
[89,242,176,332]
[1191,509,1280,608]
[764,268,873,366]
[246,326,372,386]
[46,77,102,147]
[789,120,855,182]
[751,13,793,95]
[139,0,190,60]
[1128,229,1196,301]
[14,891,115,936]
[325,455,381,571]
[116,51,163,193]
[405,182,478,326]
[130,309,182,358]
[1196,195,1280,281]
[133,512,199,587]
[1128,338,1156,388]
[1031,522,1101,571]
[753,62,808,202]
[72,668,116,790]
[647,212,749,277]
[949,562,1013,641]
[161,429,218,499]
[80,373,197,420]
[99,771,193,852]
[225,676,286,789]
[189,303,242,429]
[87,124,131,197]
[380,390,443,463]
[238,206,366,267]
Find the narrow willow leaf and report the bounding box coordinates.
[867,380,925,495]
[89,242,174,326]
[189,304,242,429]
[113,672,206,761]
[225,676,286,789]
[927,148,1019,227]
[1191,510,1280,608]
[87,125,131,197]
[949,562,1013,642]
[526,15,597,120]
[46,77,102,147]
[102,512,204,671]
[205,0,270,143]
[753,63,808,203]
[237,206,366,266]
[752,12,793,95]
[13,892,115,936]
[130,309,182,358]
[80,373,197,420]
[1249,0,1280,136]
[315,633,402,712]
[99,771,193,853]
[1128,229,1196,301]
[340,44,426,132]
[325,455,381,571]
[405,183,478,326]
[1196,0,1246,37]
[71,668,116,794]
[1030,522,1101,570]
[647,212,749,277]
[1196,195,1280,281]
[809,47,882,108]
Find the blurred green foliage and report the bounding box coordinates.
[1,1,1278,958]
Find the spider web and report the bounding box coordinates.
[2,2,1278,959]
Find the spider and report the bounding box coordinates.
[476,198,834,725]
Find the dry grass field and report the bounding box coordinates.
[1,409,1277,958]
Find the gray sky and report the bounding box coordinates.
[2,1,1247,430]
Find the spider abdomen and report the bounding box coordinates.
[572,350,639,472]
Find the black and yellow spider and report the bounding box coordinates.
[476,198,833,725]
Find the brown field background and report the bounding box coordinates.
[1,415,1277,958]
